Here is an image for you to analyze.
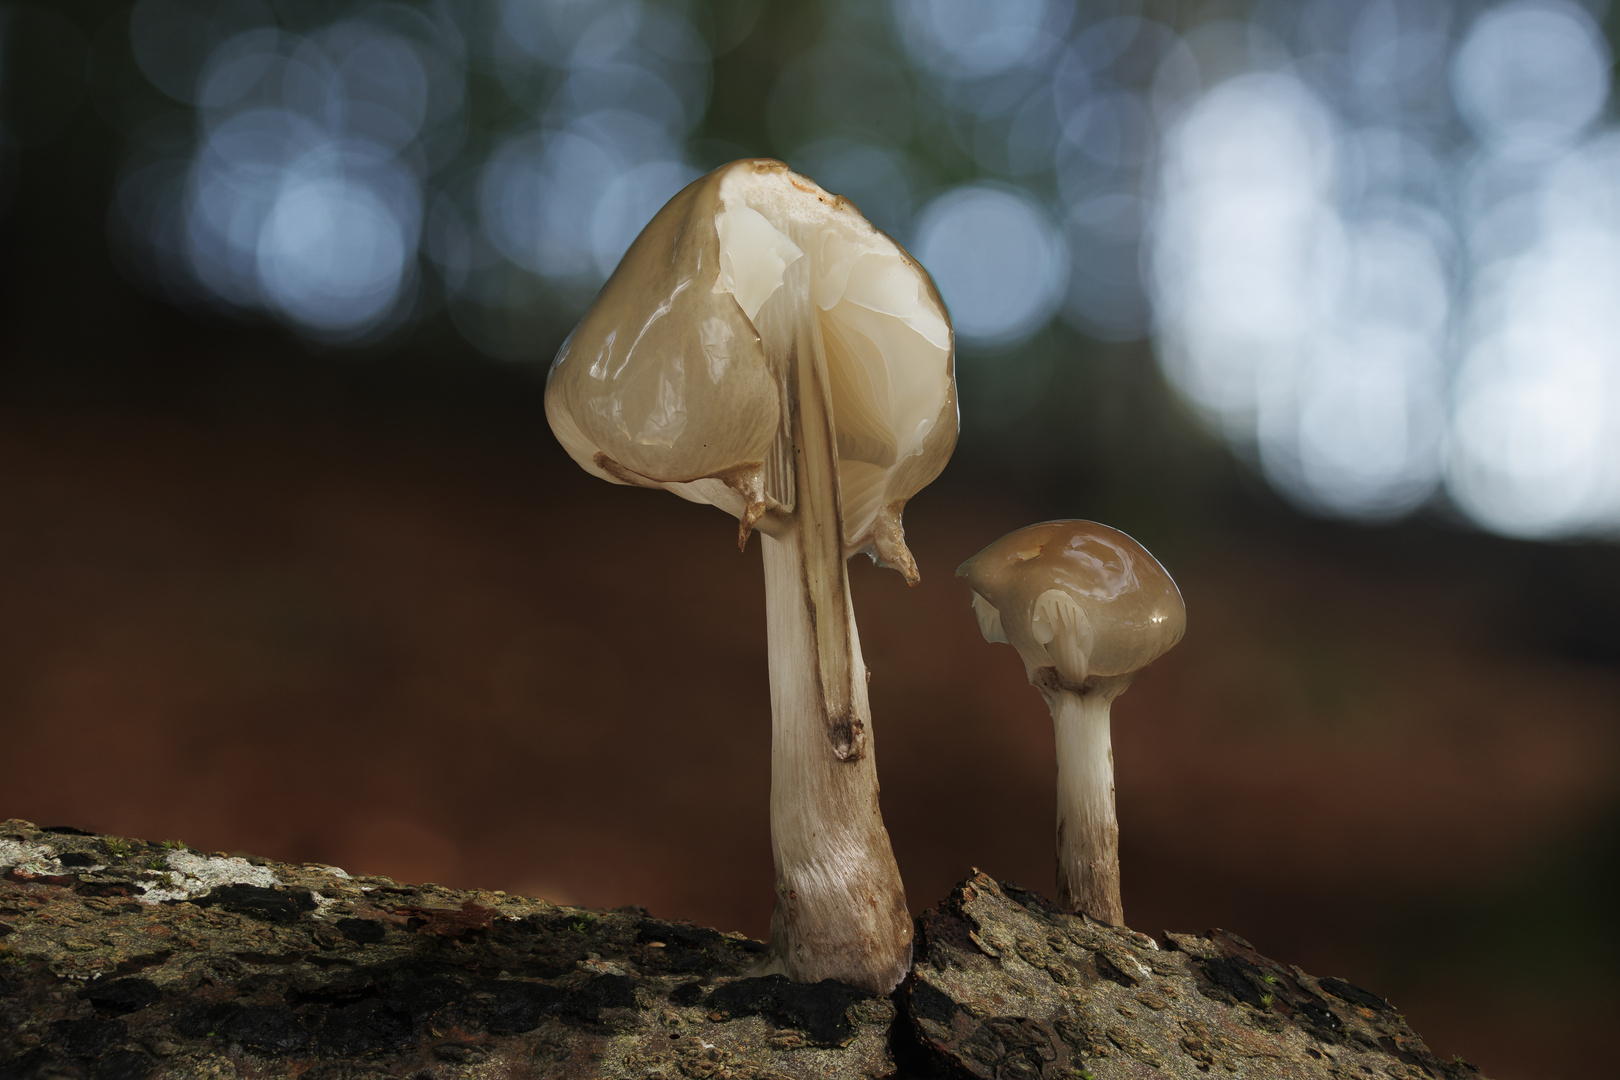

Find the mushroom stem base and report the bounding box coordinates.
[1052,689,1123,925]
[760,525,912,994]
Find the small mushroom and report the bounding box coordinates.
[546,159,956,992]
[957,520,1185,925]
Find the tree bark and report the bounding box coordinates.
[0,820,1488,1080]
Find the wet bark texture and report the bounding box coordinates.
[1,820,1487,1080]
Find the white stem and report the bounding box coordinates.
[762,531,911,992]
[752,240,911,993]
[1051,688,1122,924]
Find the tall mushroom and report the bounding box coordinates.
[546,159,956,992]
[957,521,1184,926]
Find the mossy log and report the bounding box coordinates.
[1,820,1487,1079]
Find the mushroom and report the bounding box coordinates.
[957,520,1184,926]
[546,159,956,992]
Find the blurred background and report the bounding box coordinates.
[2,0,1617,1075]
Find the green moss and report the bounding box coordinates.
[102,838,131,859]
[1259,993,1274,1008]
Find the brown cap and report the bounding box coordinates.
[957,520,1185,690]
[545,158,957,562]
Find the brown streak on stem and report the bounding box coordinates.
[785,333,865,762]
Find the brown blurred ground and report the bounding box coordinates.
[1,399,1616,1079]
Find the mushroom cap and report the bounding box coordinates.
[956,520,1185,688]
[545,159,957,556]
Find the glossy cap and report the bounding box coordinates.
[545,159,957,563]
[956,520,1185,690]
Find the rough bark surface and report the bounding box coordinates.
[900,873,1486,1080]
[0,820,1487,1080]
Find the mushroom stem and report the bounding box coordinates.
[755,254,912,993]
[1049,685,1123,925]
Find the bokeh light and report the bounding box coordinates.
[912,185,1067,349]
[1144,0,1620,536]
[1448,133,1620,538]
[1450,1,1609,157]
[890,0,1073,82]
[77,0,1620,540]
[477,111,692,283]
